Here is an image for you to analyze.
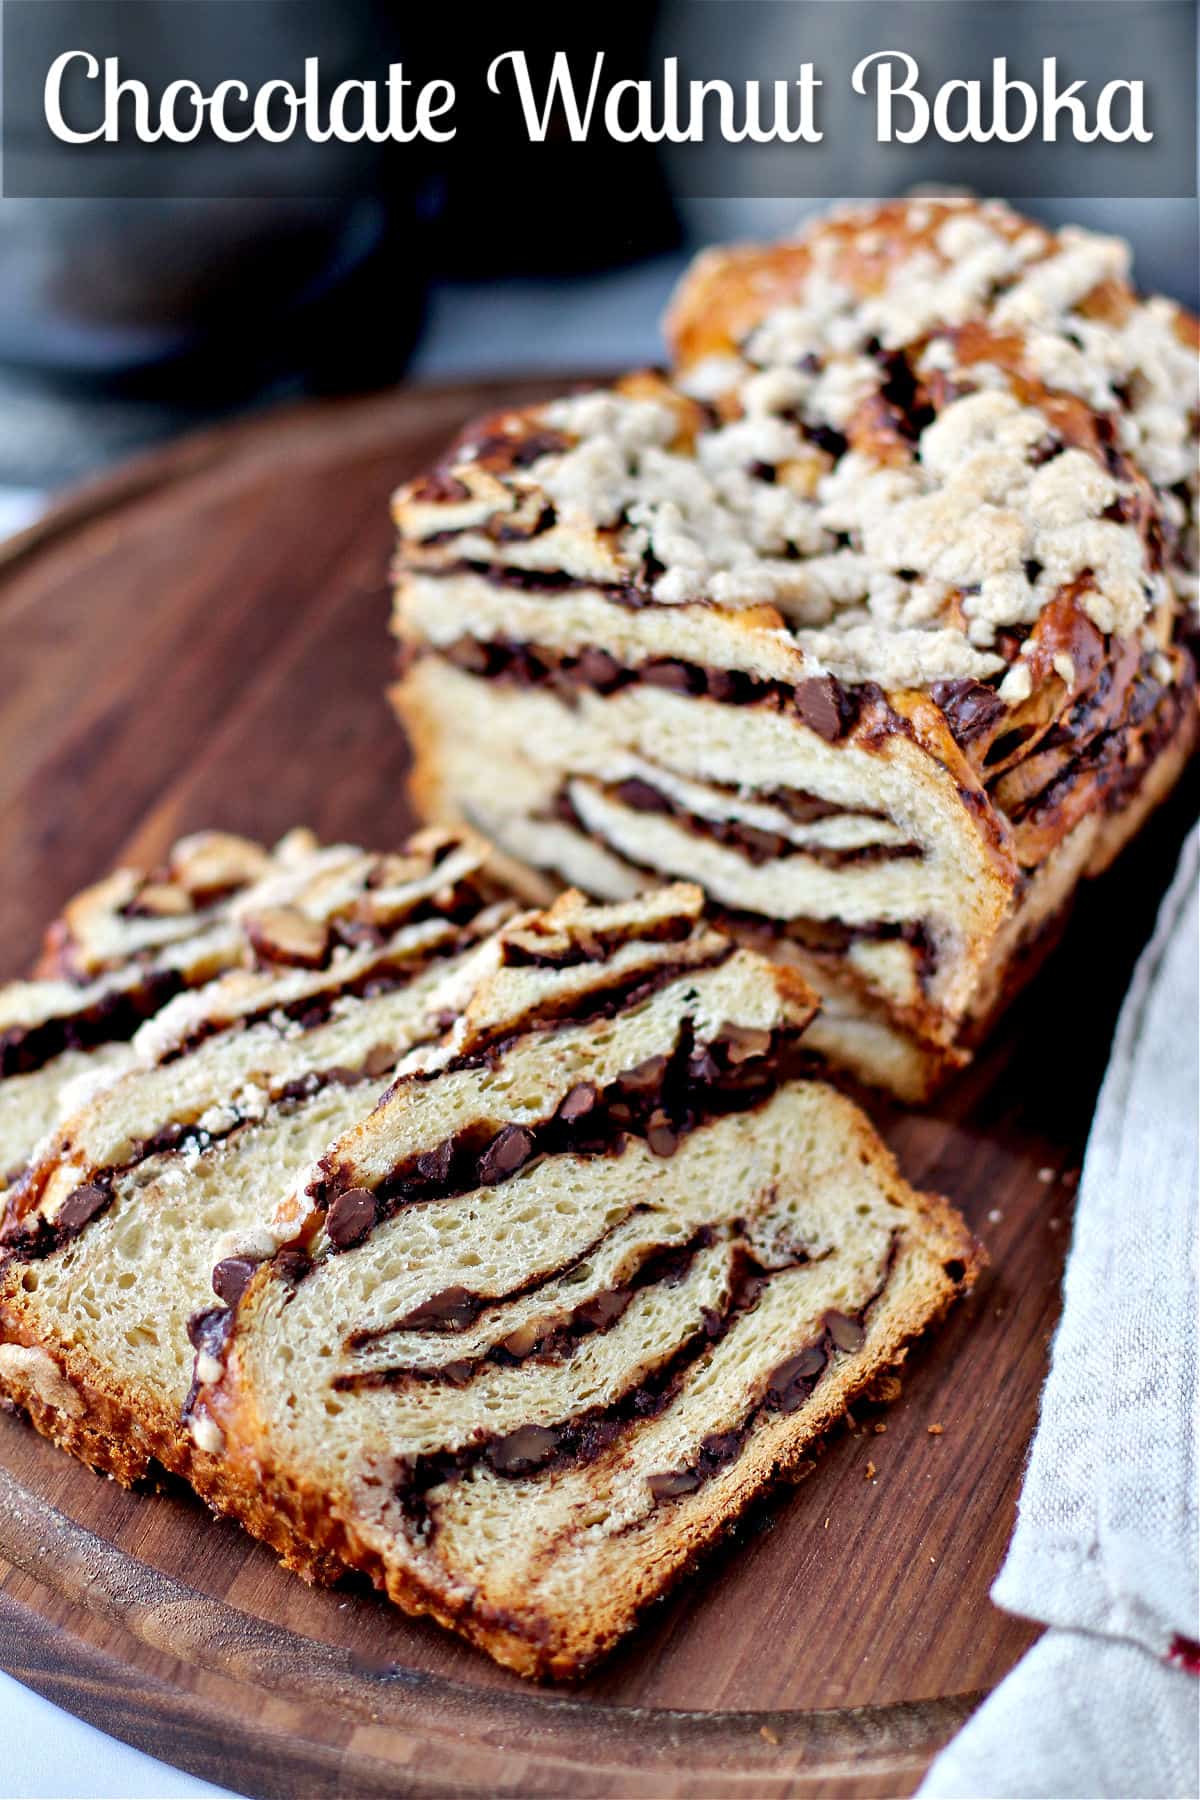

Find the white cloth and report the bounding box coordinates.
[0,1670,236,1799]
[922,825,1200,1799]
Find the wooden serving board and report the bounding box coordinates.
[0,378,1193,1799]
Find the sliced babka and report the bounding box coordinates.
[390,198,1198,1099]
[0,829,327,1190]
[193,885,979,1676]
[0,826,511,1564]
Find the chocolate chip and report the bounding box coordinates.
[575,1289,629,1331]
[488,1422,560,1475]
[320,1066,359,1089]
[478,1125,534,1185]
[614,777,669,813]
[929,678,1006,747]
[805,423,848,460]
[705,668,741,702]
[733,824,786,864]
[56,1182,108,1233]
[575,647,623,690]
[364,1044,396,1079]
[187,1305,230,1354]
[212,1256,257,1308]
[825,1309,866,1353]
[440,1359,475,1387]
[647,1468,701,1500]
[397,1285,479,1331]
[558,1082,599,1124]
[699,1428,745,1470]
[417,1139,455,1184]
[641,658,700,694]
[1029,434,1064,467]
[326,1187,377,1249]
[794,676,845,741]
[877,350,935,439]
[274,1247,311,1284]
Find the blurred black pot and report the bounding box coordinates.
[0,194,427,403]
[0,0,430,406]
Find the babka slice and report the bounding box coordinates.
[0,827,511,1557]
[193,887,979,1678]
[0,829,326,1189]
[390,198,1198,1099]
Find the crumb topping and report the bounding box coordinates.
[531,376,1164,685]
[405,200,1196,693]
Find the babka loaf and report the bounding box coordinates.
[0,829,326,1190]
[192,886,979,1677]
[0,827,511,1561]
[390,197,1199,1099]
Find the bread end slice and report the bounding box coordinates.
[194,889,979,1679]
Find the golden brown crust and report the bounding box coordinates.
[664,200,1046,361]
[665,195,1198,382]
[0,1304,341,1582]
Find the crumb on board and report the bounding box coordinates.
[824,1516,830,1529]
[760,1725,780,1747]
[865,1460,877,1480]
[873,1421,887,1434]
[987,1207,1003,1223]
[928,1422,944,1436]
[1037,1166,1055,1183]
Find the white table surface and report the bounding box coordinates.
[0,257,680,1800]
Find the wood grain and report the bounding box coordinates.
[0,378,1193,1798]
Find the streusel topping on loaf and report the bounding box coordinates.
[668,197,1198,631]
[194,887,978,1677]
[396,203,1196,694]
[390,199,1197,1098]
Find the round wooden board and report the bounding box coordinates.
[0,379,1193,1798]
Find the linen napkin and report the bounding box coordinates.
[921,824,1200,1800]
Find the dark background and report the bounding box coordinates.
[0,0,1195,492]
